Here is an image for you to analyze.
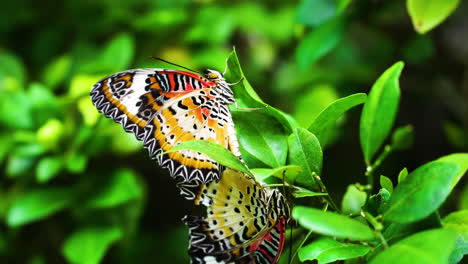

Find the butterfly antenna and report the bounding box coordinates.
[222,57,229,75]
[150,56,204,75]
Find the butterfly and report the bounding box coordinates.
[182,168,290,264]
[90,61,242,198]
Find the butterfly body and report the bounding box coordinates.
[90,68,241,191]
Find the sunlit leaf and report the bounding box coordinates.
[442,210,468,240]
[407,0,460,34]
[398,167,408,183]
[162,140,250,175]
[379,175,394,193]
[436,153,468,188]
[384,161,459,223]
[293,206,375,241]
[369,229,457,264]
[299,237,370,263]
[234,111,288,169]
[342,185,367,215]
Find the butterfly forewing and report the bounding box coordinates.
[90,69,241,187]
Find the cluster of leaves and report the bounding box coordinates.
[180,50,467,264]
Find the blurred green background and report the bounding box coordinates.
[0,0,467,263]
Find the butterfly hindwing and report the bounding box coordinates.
[183,168,290,264]
[90,68,241,187]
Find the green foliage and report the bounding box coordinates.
[407,0,460,34]
[298,237,370,263]
[308,93,366,147]
[360,62,403,164]
[293,206,376,241]
[288,128,322,188]
[162,140,251,175]
[369,229,457,264]
[7,187,74,227]
[1,0,466,263]
[63,226,123,264]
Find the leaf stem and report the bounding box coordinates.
[365,144,393,190]
[313,173,341,213]
[289,230,313,264]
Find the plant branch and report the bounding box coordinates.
[365,144,393,190]
[289,230,313,264]
[313,173,341,213]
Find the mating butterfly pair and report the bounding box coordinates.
[90,61,289,263]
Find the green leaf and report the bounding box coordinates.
[225,49,297,132]
[85,169,144,209]
[436,153,468,188]
[81,33,134,74]
[398,167,408,183]
[66,152,88,174]
[407,0,460,34]
[449,235,468,264]
[342,185,367,215]
[299,237,370,263]
[293,206,376,241]
[63,226,122,264]
[384,161,459,223]
[162,140,250,175]
[391,125,414,150]
[296,0,338,27]
[360,62,404,164]
[41,54,71,89]
[36,118,64,149]
[369,229,457,264]
[7,187,74,227]
[442,210,468,241]
[293,188,327,198]
[250,165,303,183]
[6,154,36,177]
[36,156,63,183]
[0,133,14,164]
[296,17,345,69]
[78,97,100,126]
[309,93,366,146]
[69,74,105,99]
[6,143,45,177]
[294,83,339,129]
[185,7,236,44]
[379,175,394,193]
[234,111,288,168]
[0,91,33,129]
[288,128,323,188]
[0,51,26,92]
[365,188,391,216]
